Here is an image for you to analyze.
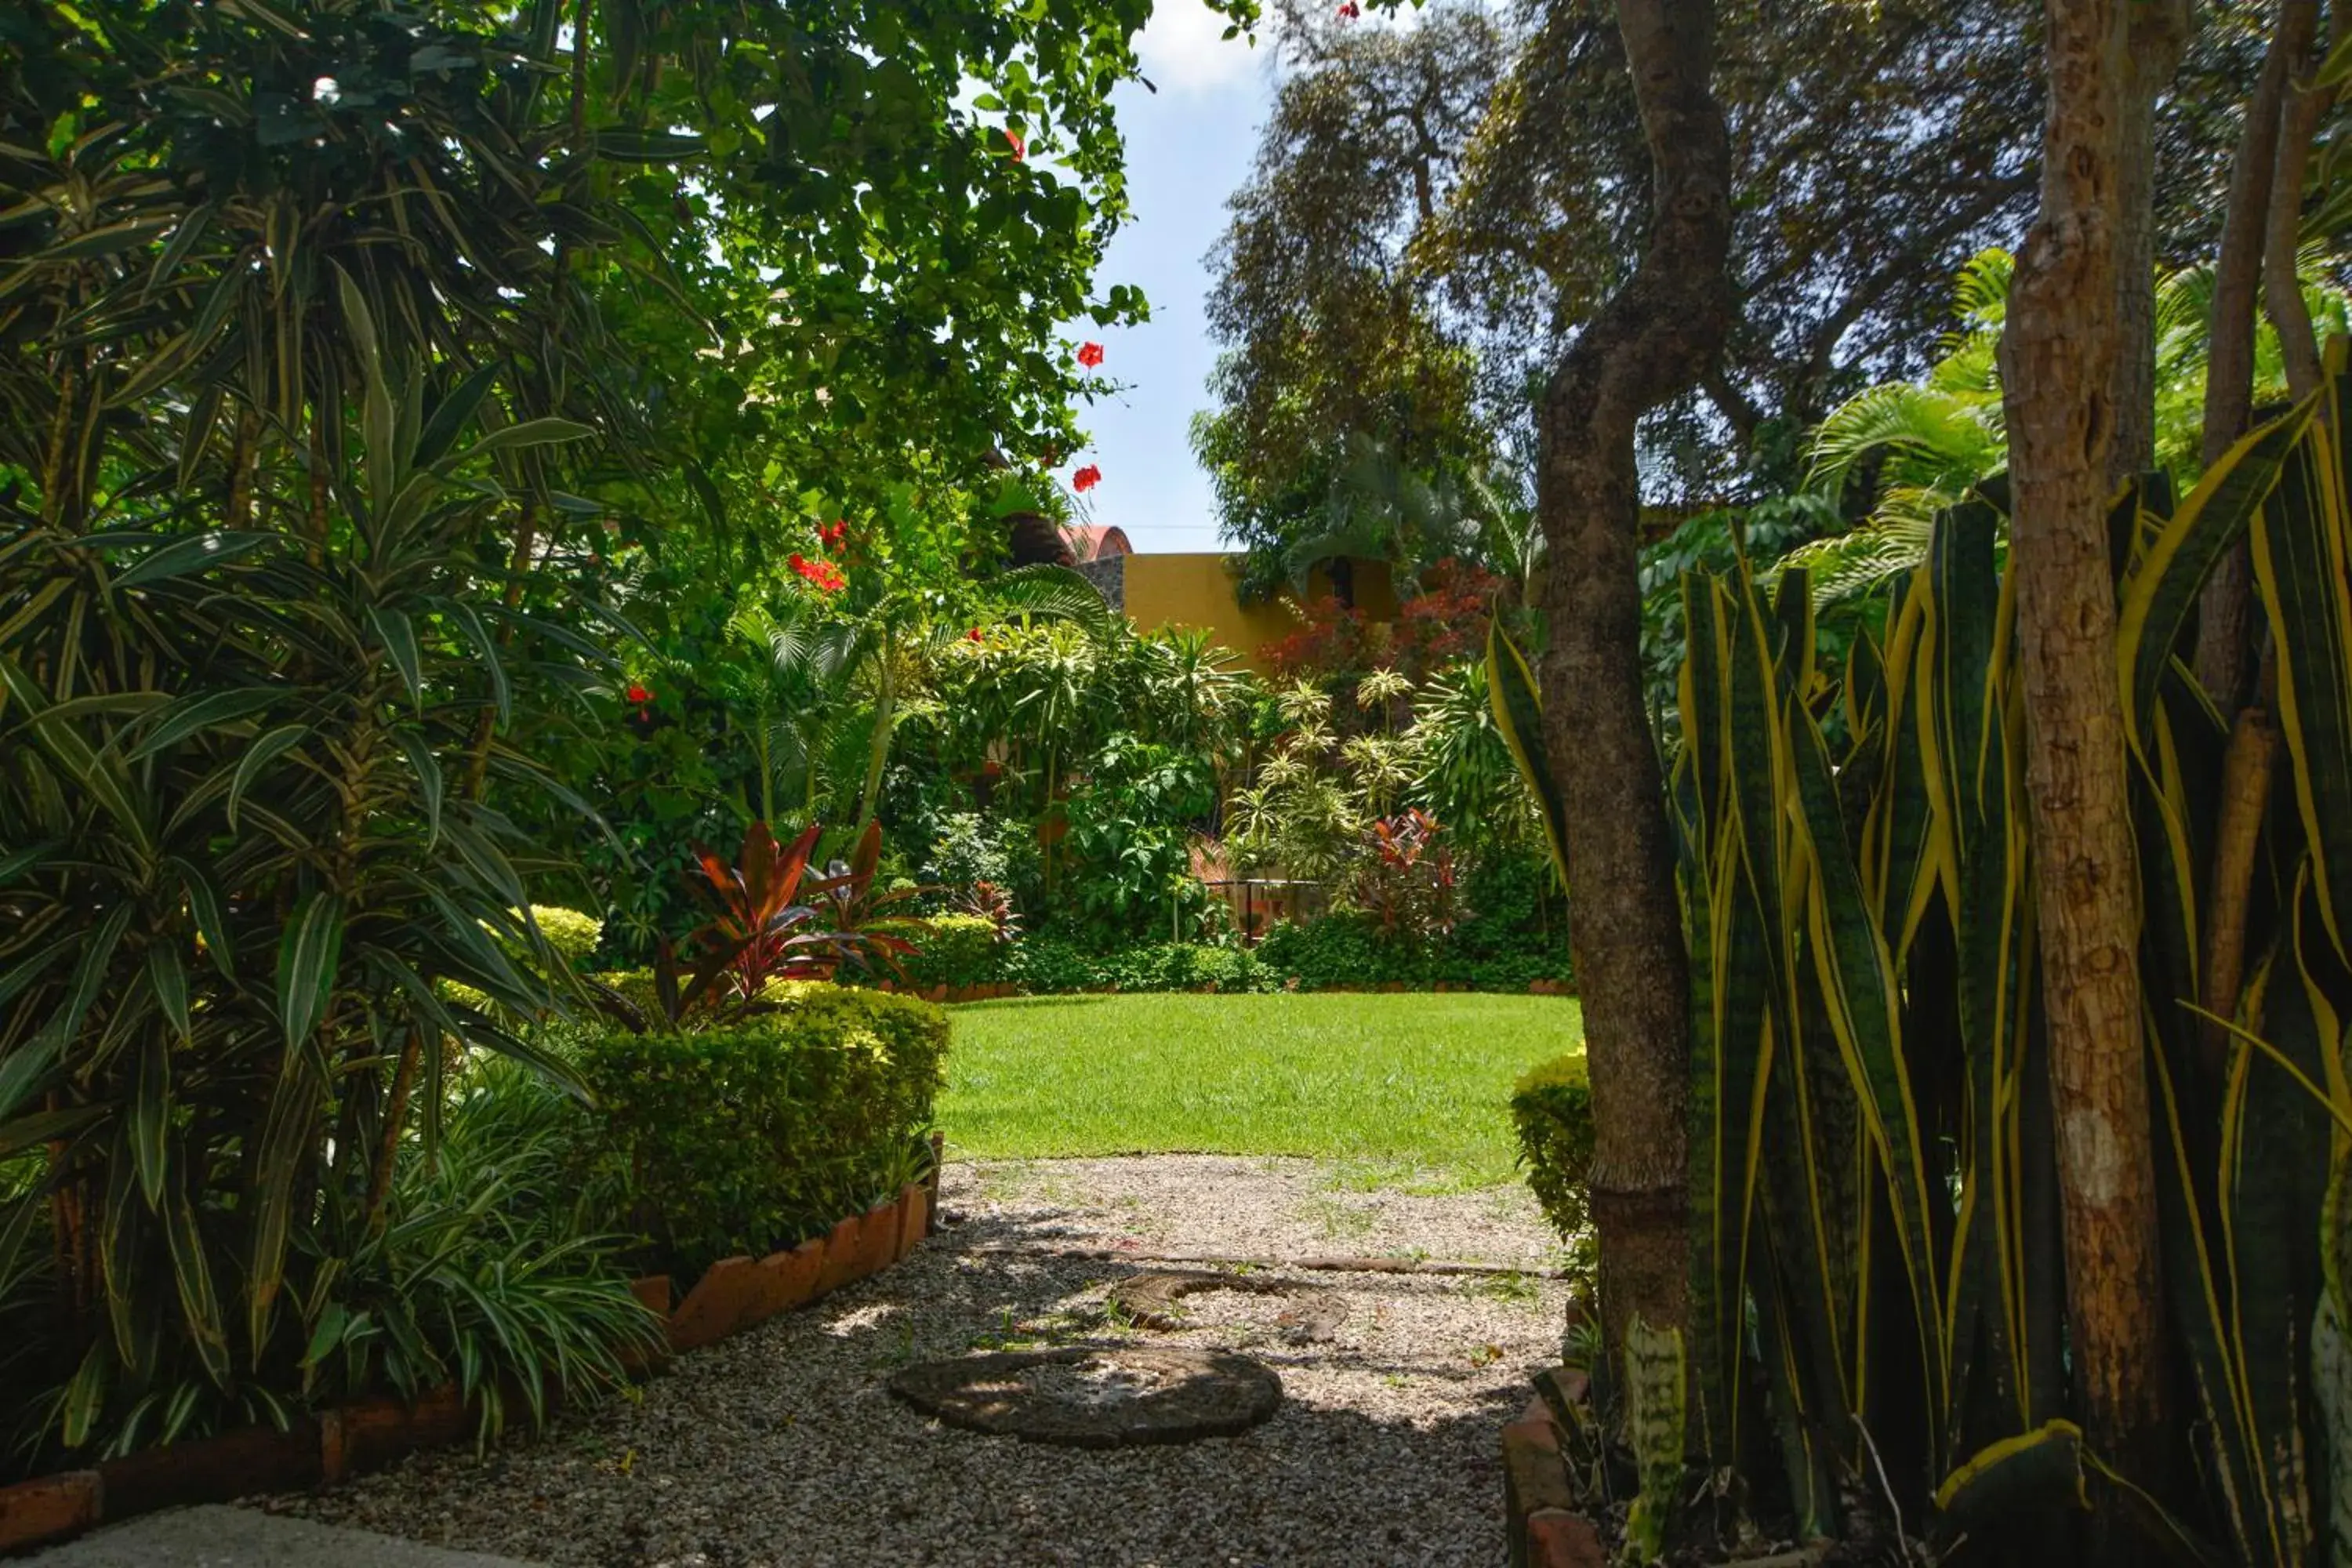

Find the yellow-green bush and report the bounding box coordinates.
[1510,1053,1594,1243]
[572,983,949,1280]
[527,906,604,967]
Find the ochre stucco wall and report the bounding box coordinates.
[1119,554,1396,673]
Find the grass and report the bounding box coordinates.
[938,992,1584,1189]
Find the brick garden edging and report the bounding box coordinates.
[1502,1363,1608,1568]
[0,1156,943,1558]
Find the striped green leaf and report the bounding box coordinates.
[274,892,344,1048]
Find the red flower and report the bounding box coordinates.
[789,552,806,571]
[966,627,985,643]
[1337,1,1360,16]
[625,682,653,706]
[793,554,847,593]
[1072,464,1102,493]
[1076,341,1105,369]
[1005,128,1026,162]
[819,519,848,549]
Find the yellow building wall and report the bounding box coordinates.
[1120,554,1397,674]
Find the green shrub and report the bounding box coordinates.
[895,913,1005,990]
[1254,914,1388,988]
[1000,935,1107,993]
[573,984,949,1280]
[1091,941,1274,993]
[1511,1054,1595,1243]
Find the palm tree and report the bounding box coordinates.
[1782,246,2350,607]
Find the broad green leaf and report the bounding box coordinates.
[111,530,272,589]
[394,729,445,848]
[145,943,190,1044]
[245,1046,324,1363]
[130,1027,170,1207]
[274,892,345,1047]
[126,687,279,760]
[368,605,423,705]
[228,724,309,829]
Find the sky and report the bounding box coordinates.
[1063,5,1284,554]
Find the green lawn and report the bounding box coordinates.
[937,992,1584,1188]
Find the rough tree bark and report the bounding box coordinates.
[2195,0,2303,713]
[1531,0,1733,1356]
[2107,0,2189,482]
[1998,0,2169,1552]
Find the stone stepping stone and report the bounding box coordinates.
[887,1346,1282,1447]
[1106,1270,1348,1342]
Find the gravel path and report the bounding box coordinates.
[263,1156,1573,1568]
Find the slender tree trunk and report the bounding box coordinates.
[2107,0,2188,483]
[1530,0,1733,1358]
[2196,0,2302,713]
[2263,14,2335,402]
[858,627,897,830]
[1999,0,2169,1549]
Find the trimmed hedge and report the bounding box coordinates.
[1510,1053,1595,1244]
[893,913,1005,991]
[573,983,949,1280]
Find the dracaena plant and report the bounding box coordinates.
[603,821,916,1033]
[0,283,612,1468]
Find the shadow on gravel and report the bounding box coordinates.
[267,1200,1563,1568]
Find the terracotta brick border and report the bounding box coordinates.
[0,1161,944,1558]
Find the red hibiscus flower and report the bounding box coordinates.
[966,627,985,643]
[1005,128,1026,162]
[789,552,806,572]
[793,554,848,593]
[1072,464,1102,493]
[625,682,653,706]
[1076,341,1105,369]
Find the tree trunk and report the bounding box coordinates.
[2195,0,2301,713]
[1999,0,2169,1550]
[1530,0,1733,1359]
[2107,0,2188,483]
[2263,16,2335,403]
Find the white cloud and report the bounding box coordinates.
[1135,2,1268,96]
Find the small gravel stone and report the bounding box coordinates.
[262,1156,1571,1567]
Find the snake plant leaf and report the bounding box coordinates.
[2118,402,2312,743]
[2250,359,2352,964]
[1487,623,1570,895]
[1793,675,1948,1450]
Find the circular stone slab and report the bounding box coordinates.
[887,1346,1282,1447]
[1107,1270,1349,1343]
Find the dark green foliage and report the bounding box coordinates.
[998,938,1273,995]
[573,986,949,1281]
[1510,1054,1595,1245]
[291,1059,663,1449]
[1644,366,2352,1561]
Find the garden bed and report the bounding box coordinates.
[0,1172,941,1558]
[261,1156,1574,1567]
